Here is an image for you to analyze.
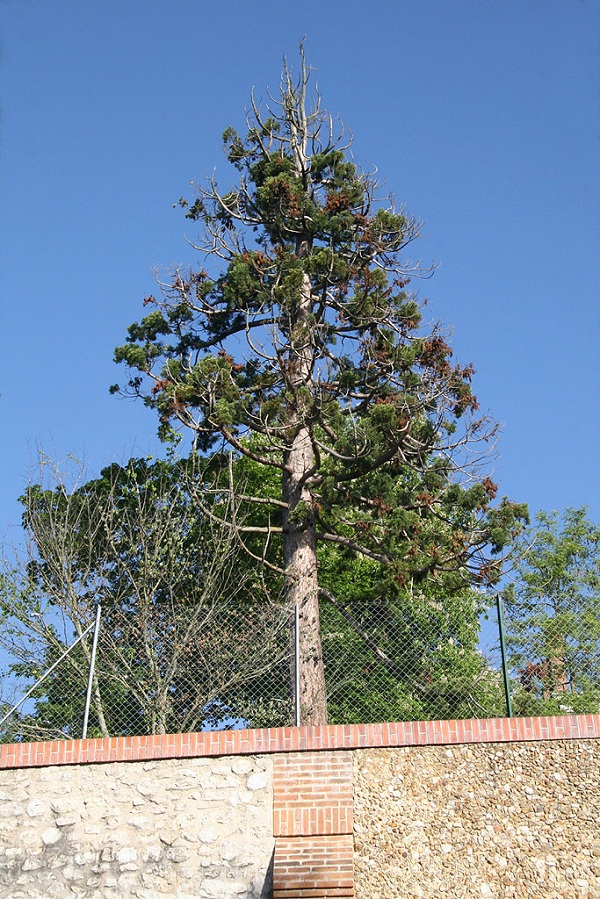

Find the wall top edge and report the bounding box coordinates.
[1,714,598,770]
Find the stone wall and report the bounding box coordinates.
[354,740,600,899]
[0,755,273,899]
[0,716,598,898]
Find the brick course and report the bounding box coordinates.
[273,751,353,837]
[273,752,355,898]
[272,835,354,899]
[1,714,598,770]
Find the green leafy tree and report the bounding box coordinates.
[0,456,289,741]
[503,508,600,715]
[319,548,506,724]
[113,47,526,724]
[220,445,507,724]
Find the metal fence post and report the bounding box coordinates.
[294,603,300,727]
[0,622,96,731]
[82,604,102,739]
[496,593,513,718]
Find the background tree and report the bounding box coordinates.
[221,447,508,724]
[0,456,288,741]
[0,448,507,742]
[113,47,527,724]
[503,508,600,715]
[319,539,507,723]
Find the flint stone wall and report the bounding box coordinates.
[0,754,273,899]
[354,740,600,899]
[0,718,599,899]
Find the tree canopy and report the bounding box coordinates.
[503,507,600,715]
[0,456,288,740]
[113,46,527,723]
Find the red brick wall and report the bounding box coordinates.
[1,714,598,770]
[1,715,598,770]
[273,836,354,899]
[273,751,353,837]
[273,752,354,898]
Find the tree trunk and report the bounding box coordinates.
[283,91,329,723]
[282,426,328,725]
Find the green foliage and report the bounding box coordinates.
[110,48,528,724]
[175,449,512,725]
[0,444,521,737]
[318,534,506,723]
[113,52,528,578]
[503,508,600,715]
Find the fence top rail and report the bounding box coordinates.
[0,714,599,770]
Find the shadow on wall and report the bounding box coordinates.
[261,851,274,899]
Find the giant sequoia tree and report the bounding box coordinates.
[113,49,526,724]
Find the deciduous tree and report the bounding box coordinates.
[503,508,600,715]
[0,456,288,741]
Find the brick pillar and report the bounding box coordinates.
[272,751,354,898]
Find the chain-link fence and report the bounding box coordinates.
[2,588,598,744]
[0,597,292,743]
[4,460,596,743]
[321,593,509,725]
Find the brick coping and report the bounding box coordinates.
[0,714,598,770]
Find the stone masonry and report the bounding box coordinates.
[354,740,600,898]
[0,716,598,898]
[0,755,274,899]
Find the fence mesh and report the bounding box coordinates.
[0,598,292,743]
[321,598,505,725]
[2,588,598,744]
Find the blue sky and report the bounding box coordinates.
[1,0,599,538]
